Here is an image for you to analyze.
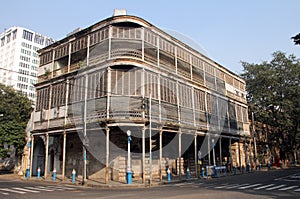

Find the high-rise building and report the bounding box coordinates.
[0,27,54,102]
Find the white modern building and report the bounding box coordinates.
[0,27,54,102]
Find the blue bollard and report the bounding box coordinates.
[37,167,41,179]
[167,168,171,182]
[214,166,218,177]
[26,166,30,178]
[259,164,262,170]
[186,168,190,180]
[127,170,132,184]
[267,162,271,170]
[242,165,245,173]
[234,166,237,175]
[52,169,56,181]
[201,167,204,178]
[72,169,76,183]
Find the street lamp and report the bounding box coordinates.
[126,130,132,184]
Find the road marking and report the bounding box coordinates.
[275,172,300,182]
[12,187,40,193]
[0,188,26,194]
[294,188,300,192]
[215,184,229,189]
[266,184,286,190]
[278,186,298,191]
[253,184,275,190]
[25,186,54,191]
[225,184,249,189]
[238,184,262,189]
[0,191,9,195]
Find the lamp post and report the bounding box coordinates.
[127,130,132,184]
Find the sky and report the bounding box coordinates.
[1,0,299,74]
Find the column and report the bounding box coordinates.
[105,127,110,183]
[229,137,233,171]
[219,137,222,166]
[178,131,182,179]
[44,133,49,178]
[62,131,66,179]
[159,130,163,182]
[142,126,145,183]
[83,74,88,183]
[194,134,197,178]
[238,139,242,169]
[29,135,34,177]
[208,134,211,165]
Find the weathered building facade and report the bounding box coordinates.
[29,11,250,183]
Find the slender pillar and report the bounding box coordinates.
[142,27,145,61]
[238,139,242,168]
[208,135,211,165]
[229,137,233,171]
[62,131,67,179]
[142,126,145,183]
[178,131,182,179]
[108,26,112,59]
[245,140,249,166]
[67,43,71,73]
[44,133,49,178]
[149,93,152,186]
[219,137,222,166]
[105,127,110,183]
[83,74,88,183]
[159,130,163,182]
[29,135,34,178]
[194,134,197,178]
[212,138,216,166]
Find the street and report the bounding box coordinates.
[0,168,299,199]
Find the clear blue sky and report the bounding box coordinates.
[1,0,299,74]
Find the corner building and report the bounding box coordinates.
[30,12,250,183]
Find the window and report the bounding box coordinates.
[1,37,5,46]
[32,46,40,51]
[20,55,30,62]
[34,34,44,45]
[21,42,32,49]
[22,30,33,41]
[6,34,11,43]
[51,82,66,108]
[40,51,53,65]
[36,87,50,111]
[12,30,17,40]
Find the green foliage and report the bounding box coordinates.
[0,84,33,158]
[241,51,300,157]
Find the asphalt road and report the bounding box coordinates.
[0,167,299,199]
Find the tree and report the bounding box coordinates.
[291,33,300,45]
[241,51,300,161]
[0,84,33,159]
